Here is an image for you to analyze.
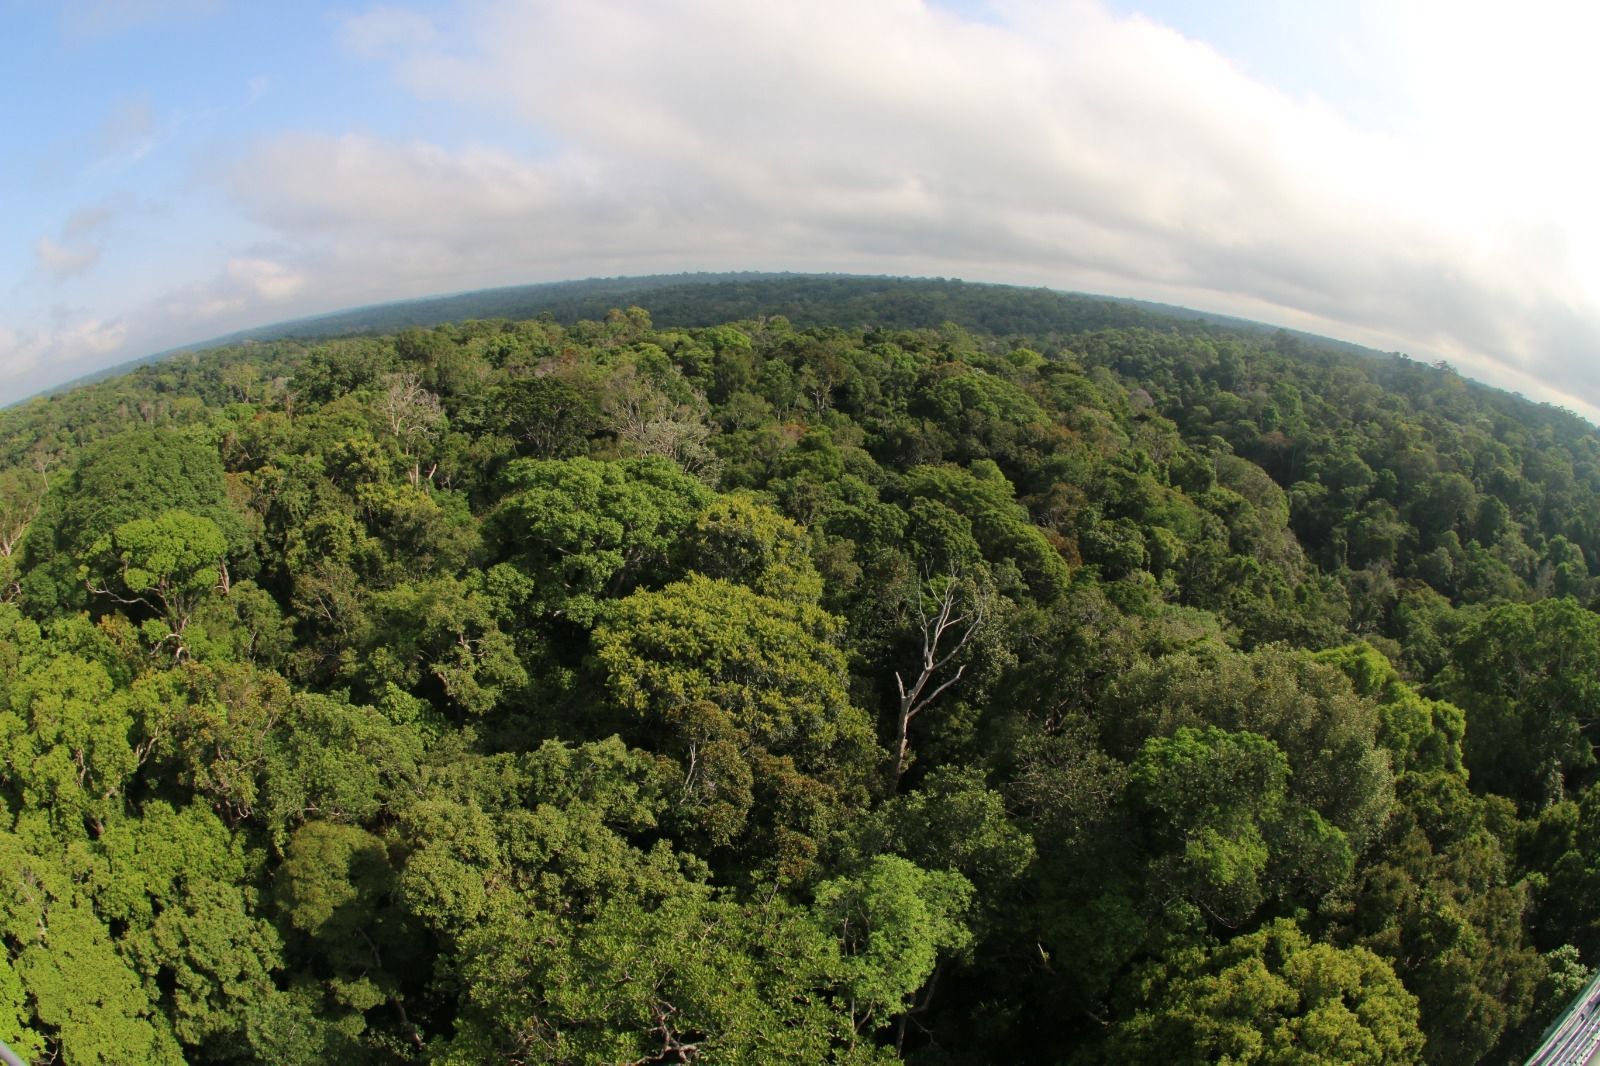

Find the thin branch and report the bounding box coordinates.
[890,571,989,782]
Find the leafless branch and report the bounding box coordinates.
[890,571,988,782]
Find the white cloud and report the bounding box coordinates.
[1,257,301,402]
[0,330,47,385]
[159,256,309,321]
[341,5,438,58]
[59,0,217,37]
[227,257,306,302]
[33,206,115,280]
[231,135,559,240]
[0,316,127,393]
[62,205,115,241]
[20,0,1600,419]
[229,0,1600,418]
[34,236,100,279]
[99,98,155,154]
[85,97,159,179]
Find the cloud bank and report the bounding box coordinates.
[14,0,1600,420]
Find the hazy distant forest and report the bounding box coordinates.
[3,276,1600,1064]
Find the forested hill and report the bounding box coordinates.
[55,274,1405,395]
[2,282,1600,1063]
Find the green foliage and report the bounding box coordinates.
[1128,726,1323,926]
[0,821,187,1064]
[1326,771,1543,1063]
[1315,643,1465,776]
[0,651,136,831]
[488,455,712,624]
[596,574,874,782]
[21,427,242,615]
[1440,598,1600,807]
[853,765,1035,902]
[904,461,1071,600]
[1105,644,1394,852]
[348,574,527,715]
[812,855,974,1030]
[93,801,283,1052]
[151,663,426,842]
[1107,919,1424,1065]
[444,889,894,1064]
[490,374,602,458]
[1,279,1598,1062]
[81,508,228,651]
[1537,781,1600,959]
[595,575,879,876]
[0,955,43,1064]
[679,493,825,603]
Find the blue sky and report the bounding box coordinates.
[6,0,1600,420]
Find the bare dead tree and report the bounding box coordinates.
[891,573,988,783]
[633,418,724,484]
[29,447,56,490]
[603,365,723,484]
[601,364,676,442]
[221,361,260,403]
[0,466,46,602]
[273,379,298,421]
[379,371,444,485]
[0,469,44,559]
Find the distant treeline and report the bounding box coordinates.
[69,274,1414,396]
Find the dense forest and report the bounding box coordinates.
[2,276,1600,1063]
